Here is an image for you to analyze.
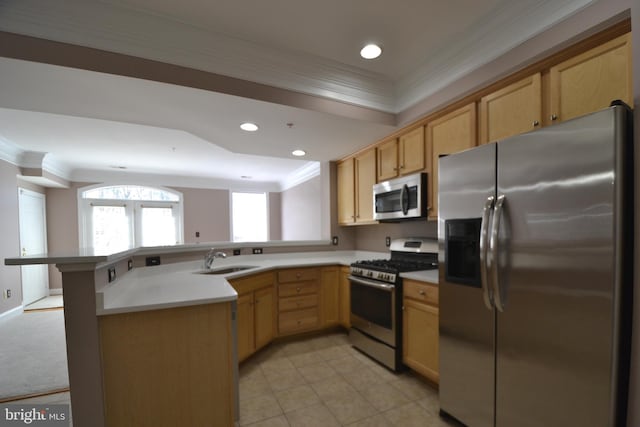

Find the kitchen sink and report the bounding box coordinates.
[196,265,258,275]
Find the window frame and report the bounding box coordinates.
[78,184,184,250]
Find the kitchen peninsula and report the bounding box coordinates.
[5,242,441,427]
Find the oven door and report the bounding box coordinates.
[349,275,396,347]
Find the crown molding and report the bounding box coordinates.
[280,161,321,192]
[395,0,595,111]
[71,168,284,193]
[0,135,22,165]
[0,0,396,112]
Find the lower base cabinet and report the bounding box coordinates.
[229,272,276,362]
[339,267,351,328]
[402,279,439,383]
[99,303,235,426]
[277,268,320,335]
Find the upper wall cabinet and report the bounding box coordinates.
[377,126,426,182]
[425,103,477,220]
[479,73,542,144]
[337,148,377,225]
[548,33,633,124]
[337,159,355,225]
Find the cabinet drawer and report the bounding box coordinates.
[279,282,318,297]
[404,280,438,306]
[278,268,318,283]
[279,294,318,312]
[279,308,318,334]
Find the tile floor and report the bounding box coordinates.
[8,331,457,427]
[239,331,456,427]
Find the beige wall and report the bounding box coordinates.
[46,182,86,289]
[268,192,282,240]
[281,176,322,240]
[0,160,23,313]
[353,221,437,253]
[172,187,230,243]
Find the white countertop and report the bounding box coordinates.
[4,239,333,266]
[401,269,439,284]
[96,250,389,316]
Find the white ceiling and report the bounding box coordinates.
[0,0,595,189]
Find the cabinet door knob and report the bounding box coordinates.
[532,120,540,127]
[255,299,259,304]
[296,287,301,292]
[551,114,558,121]
[400,165,405,169]
[419,290,426,296]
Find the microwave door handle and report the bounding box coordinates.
[490,194,506,312]
[401,184,409,215]
[480,196,495,310]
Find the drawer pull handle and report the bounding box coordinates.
[297,320,301,325]
[296,273,301,278]
[296,287,301,292]
[419,290,426,296]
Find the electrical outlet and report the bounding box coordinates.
[332,236,339,245]
[385,236,391,247]
[195,231,200,238]
[127,259,133,270]
[252,248,263,254]
[6,289,11,298]
[146,256,161,266]
[108,267,116,283]
[233,249,241,256]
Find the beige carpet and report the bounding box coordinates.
[0,310,69,400]
[24,295,64,311]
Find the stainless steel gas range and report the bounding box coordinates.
[349,238,438,371]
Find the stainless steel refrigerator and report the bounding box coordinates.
[437,104,633,427]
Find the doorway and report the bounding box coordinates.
[18,188,48,306]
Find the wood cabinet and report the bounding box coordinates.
[402,279,439,383]
[339,266,351,328]
[479,73,542,144]
[320,266,340,327]
[99,303,235,426]
[229,272,276,362]
[425,103,477,220]
[337,148,377,225]
[277,267,320,335]
[337,159,355,224]
[548,33,633,124]
[377,126,426,182]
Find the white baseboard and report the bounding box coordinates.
[0,305,24,320]
[49,289,63,296]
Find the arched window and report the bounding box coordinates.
[78,185,183,254]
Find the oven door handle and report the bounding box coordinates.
[349,275,395,292]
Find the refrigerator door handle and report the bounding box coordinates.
[490,194,506,312]
[479,195,495,310]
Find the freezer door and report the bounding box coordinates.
[438,143,496,427]
[494,107,628,427]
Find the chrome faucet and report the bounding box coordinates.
[204,249,227,269]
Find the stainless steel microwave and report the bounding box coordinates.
[373,172,428,221]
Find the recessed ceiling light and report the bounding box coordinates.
[292,150,306,157]
[360,44,382,59]
[240,122,259,132]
